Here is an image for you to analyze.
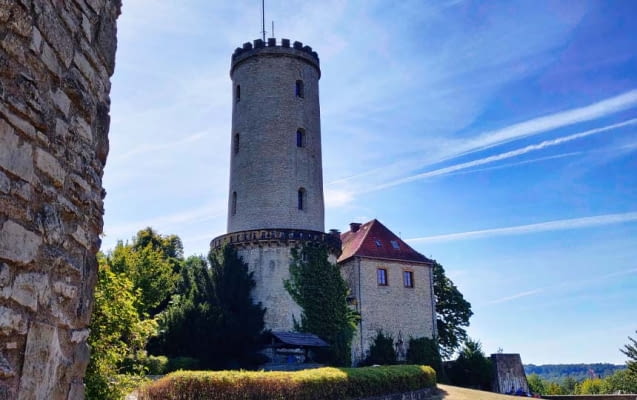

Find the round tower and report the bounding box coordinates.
[211,38,340,332]
[228,38,324,233]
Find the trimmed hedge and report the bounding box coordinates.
[138,364,436,400]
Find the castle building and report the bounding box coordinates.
[211,38,435,365]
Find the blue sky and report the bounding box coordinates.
[103,0,637,364]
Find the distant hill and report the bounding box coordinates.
[524,364,626,382]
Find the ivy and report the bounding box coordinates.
[284,243,359,366]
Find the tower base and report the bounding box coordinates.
[211,229,341,331]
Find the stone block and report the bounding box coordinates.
[51,89,71,118]
[0,171,9,194]
[53,281,77,299]
[0,105,37,140]
[35,148,65,187]
[18,322,69,400]
[0,220,42,265]
[30,27,43,53]
[0,121,35,184]
[0,353,14,378]
[11,272,49,312]
[0,306,26,335]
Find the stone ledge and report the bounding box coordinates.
[211,228,341,256]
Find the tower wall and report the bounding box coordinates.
[211,229,340,332]
[227,39,324,233]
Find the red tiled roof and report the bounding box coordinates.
[338,219,432,264]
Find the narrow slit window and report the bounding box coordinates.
[234,133,240,154]
[295,80,304,98]
[377,268,388,286]
[296,129,305,147]
[403,271,414,288]
[231,192,237,215]
[298,188,306,210]
[236,84,241,102]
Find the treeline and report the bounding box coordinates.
[85,228,268,399]
[527,370,636,395]
[526,334,637,395]
[525,363,625,382]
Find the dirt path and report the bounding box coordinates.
[435,384,527,400]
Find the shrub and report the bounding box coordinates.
[138,365,436,400]
[166,356,201,372]
[406,337,442,374]
[362,331,397,366]
[144,355,169,375]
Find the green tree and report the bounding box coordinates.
[604,369,637,394]
[622,331,637,374]
[151,247,267,370]
[561,376,578,394]
[85,256,157,400]
[527,374,546,395]
[362,331,397,366]
[432,260,473,359]
[109,228,182,316]
[406,337,442,374]
[448,338,493,390]
[284,243,358,366]
[577,378,606,394]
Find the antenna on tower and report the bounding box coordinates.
[261,0,266,41]
[272,21,275,38]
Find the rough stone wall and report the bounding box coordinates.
[235,241,338,332]
[0,1,121,398]
[342,258,436,365]
[228,40,324,233]
[491,353,530,394]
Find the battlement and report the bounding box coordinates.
[230,38,320,76]
[211,228,341,256]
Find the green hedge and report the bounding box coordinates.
[138,364,436,400]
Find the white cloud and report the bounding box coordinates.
[407,211,637,243]
[368,118,637,192]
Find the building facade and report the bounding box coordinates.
[211,38,436,364]
[339,220,436,365]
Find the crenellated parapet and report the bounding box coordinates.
[211,228,341,256]
[230,38,320,77]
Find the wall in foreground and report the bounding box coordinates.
[0,1,121,399]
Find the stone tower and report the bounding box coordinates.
[211,38,340,331]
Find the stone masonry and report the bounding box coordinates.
[0,1,121,399]
[342,258,436,365]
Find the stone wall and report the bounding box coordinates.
[491,353,530,394]
[342,257,436,365]
[0,1,121,398]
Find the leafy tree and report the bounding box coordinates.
[109,228,182,316]
[151,247,267,369]
[362,331,397,366]
[604,369,637,393]
[432,260,473,359]
[406,337,442,374]
[527,374,546,395]
[285,243,358,366]
[85,256,157,400]
[448,338,493,390]
[622,331,637,374]
[577,378,606,394]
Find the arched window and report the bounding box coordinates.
[234,133,240,154]
[297,188,306,210]
[232,192,237,215]
[295,80,304,98]
[236,84,241,102]
[296,129,305,148]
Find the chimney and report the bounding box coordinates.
[350,222,362,232]
[329,229,340,237]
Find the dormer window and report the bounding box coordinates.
[295,80,304,98]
